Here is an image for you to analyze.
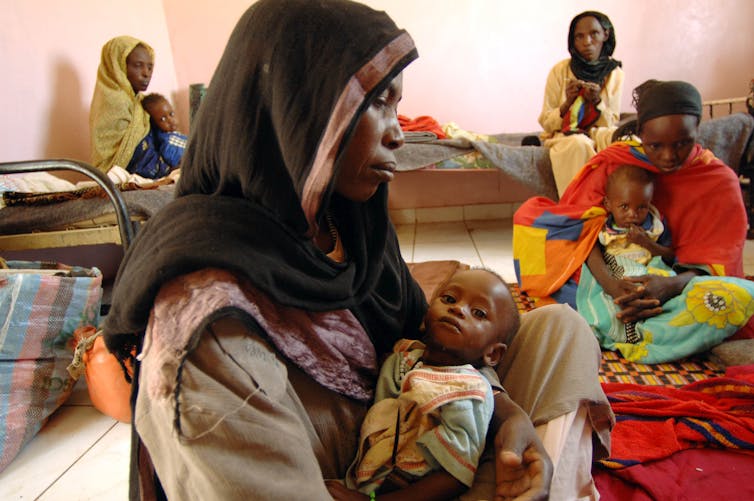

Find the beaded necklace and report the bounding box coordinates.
[324,212,345,262]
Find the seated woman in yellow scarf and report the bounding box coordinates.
[89,35,176,179]
[514,80,754,363]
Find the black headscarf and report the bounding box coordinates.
[103,0,425,361]
[568,10,621,84]
[634,79,702,129]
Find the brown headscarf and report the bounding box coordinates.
[104,0,425,360]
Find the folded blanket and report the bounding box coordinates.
[399,115,447,140]
[395,137,557,200]
[0,166,179,205]
[697,112,754,172]
[599,365,754,468]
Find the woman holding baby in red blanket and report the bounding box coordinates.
[514,79,754,364]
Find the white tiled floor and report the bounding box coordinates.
[2,215,753,500]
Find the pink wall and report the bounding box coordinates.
[3,0,754,163]
[1,1,179,164]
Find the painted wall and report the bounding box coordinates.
[2,0,753,163]
[166,0,754,133]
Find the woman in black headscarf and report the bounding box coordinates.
[539,10,624,197]
[103,1,611,499]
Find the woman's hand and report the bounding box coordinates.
[614,291,662,324]
[560,79,582,116]
[624,274,682,304]
[614,272,694,323]
[582,81,601,103]
[494,410,552,501]
[565,79,581,102]
[603,277,642,301]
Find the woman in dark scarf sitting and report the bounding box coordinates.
[538,10,624,197]
[103,1,612,499]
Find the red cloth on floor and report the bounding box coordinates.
[594,448,754,500]
[595,366,754,499]
[398,114,447,139]
[599,365,754,468]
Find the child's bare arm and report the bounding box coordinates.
[585,245,638,299]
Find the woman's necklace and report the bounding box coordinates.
[324,211,345,262]
[325,212,339,248]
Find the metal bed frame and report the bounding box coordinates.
[0,159,135,253]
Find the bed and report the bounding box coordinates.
[390,101,754,230]
[0,159,175,280]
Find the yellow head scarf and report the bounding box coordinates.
[89,36,154,173]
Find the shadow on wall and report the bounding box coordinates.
[44,58,89,165]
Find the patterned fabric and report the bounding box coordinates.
[0,261,102,472]
[513,198,606,300]
[598,368,754,469]
[598,350,722,387]
[509,282,728,385]
[434,151,495,169]
[145,268,378,402]
[561,87,601,134]
[125,133,171,179]
[154,130,187,167]
[514,141,748,302]
[578,257,754,363]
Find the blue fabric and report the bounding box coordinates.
[153,130,187,168]
[126,133,171,179]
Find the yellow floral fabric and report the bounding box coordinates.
[577,257,754,363]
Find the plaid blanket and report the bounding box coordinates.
[0,261,102,472]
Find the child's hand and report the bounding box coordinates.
[626,224,652,247]
[325,480,370,501]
